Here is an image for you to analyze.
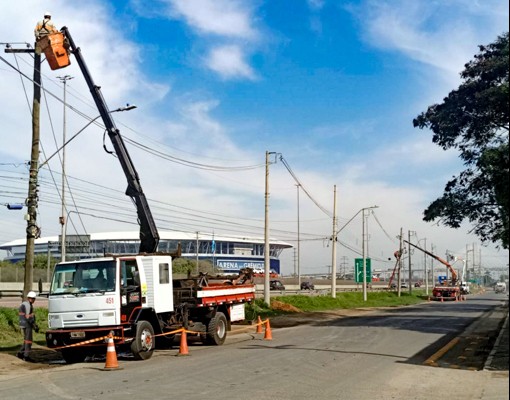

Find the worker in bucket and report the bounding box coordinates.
[34,11,58,40]
[17,291,39,362]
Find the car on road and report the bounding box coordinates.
[270,280,286,291]
[401,282,408,288]
[300,281,315,290]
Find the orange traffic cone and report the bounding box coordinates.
[104,333,119,370]
[264,319,272,341]
[440,297,444,302]
[177,329,189,356]
[256,316,263,334]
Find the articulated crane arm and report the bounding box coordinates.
[404,240,457,285]
[61,27,160,253]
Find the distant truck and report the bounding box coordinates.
[495,282,507,294]
[460,281,470,295]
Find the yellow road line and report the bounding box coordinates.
[424,337,460,365]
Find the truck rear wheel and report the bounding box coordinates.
[205,312,227,345]
[131,320,155,360]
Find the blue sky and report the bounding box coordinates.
[0,0,508,275]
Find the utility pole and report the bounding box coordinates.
[408,230,413,294]
[361,206,378,301]
[5,43,40,296]
[423,238,428,295]
[57,75,73,262]
[431,243,436,286]
[331,185,337,298]
[263,151,274,306]
[398,227,403,297]
[195,231,199,274]
[296,184,301,288]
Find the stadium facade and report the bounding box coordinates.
[0,231,292,274]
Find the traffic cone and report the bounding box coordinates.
[264,319,272,341]
[428,297,431,302]
[177,329,189,356]
[441,296,444,302]
[256,316,263,334]
[104,333,119,370]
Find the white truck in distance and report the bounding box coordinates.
[46,255,255,363]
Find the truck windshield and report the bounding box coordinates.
[50,260,116,294]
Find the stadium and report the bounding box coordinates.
[0,231,292,275]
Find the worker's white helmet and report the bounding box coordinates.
[44,11,51,17]
[27,291,37,299]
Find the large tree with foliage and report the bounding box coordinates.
[413,32,509,249]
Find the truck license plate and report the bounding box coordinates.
[70,331,86,339]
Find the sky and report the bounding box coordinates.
[0,0,508,277]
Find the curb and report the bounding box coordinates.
[484,308,509,371]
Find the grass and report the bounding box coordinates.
[0,306,49,349]
[246,290,427,320]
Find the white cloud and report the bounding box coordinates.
[205,45,256,80]
[168,0,257,39]
[355,0,509,79]
[307,0,325,11]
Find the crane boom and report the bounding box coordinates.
[404,240,457,284]
[61,27,160,253]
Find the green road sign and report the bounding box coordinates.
[355,258,372,283]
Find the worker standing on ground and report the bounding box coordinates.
[34,11,57,40]
[18,291,38,362]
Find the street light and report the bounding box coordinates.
[39,104,137,169]
[57,75,74,262]
[361,206,378,302]
[416,238,428,295]
[41,104,138,260]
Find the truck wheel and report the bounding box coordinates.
[131,320,155,360]
[205,312,228,346]
[61,348,87,364]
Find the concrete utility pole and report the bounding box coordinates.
[408,230,413,294]
[263,151,273,306]
[398,227,403,297]
[331,185,337,298]
[361,206,378,302]
[5,44,40,296]
[58,75,73,262]
[296,184,301,288]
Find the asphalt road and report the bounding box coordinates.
[0,292,507,400]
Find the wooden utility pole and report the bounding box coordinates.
[5,44,40,297]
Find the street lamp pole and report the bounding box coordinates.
[58,75,73,262]
[331,185,337,298]
[296,184,301,288]
[362,206,378,302]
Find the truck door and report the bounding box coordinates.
[120,259,142,323]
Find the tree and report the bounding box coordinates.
[414,32,509,249]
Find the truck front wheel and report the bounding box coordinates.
[205,312,227,345]
[131,320,155,360]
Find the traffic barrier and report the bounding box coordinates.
[256,316,263,334]
[177,329,189,356]
[104,333,119,370]
[264,319,272,341]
